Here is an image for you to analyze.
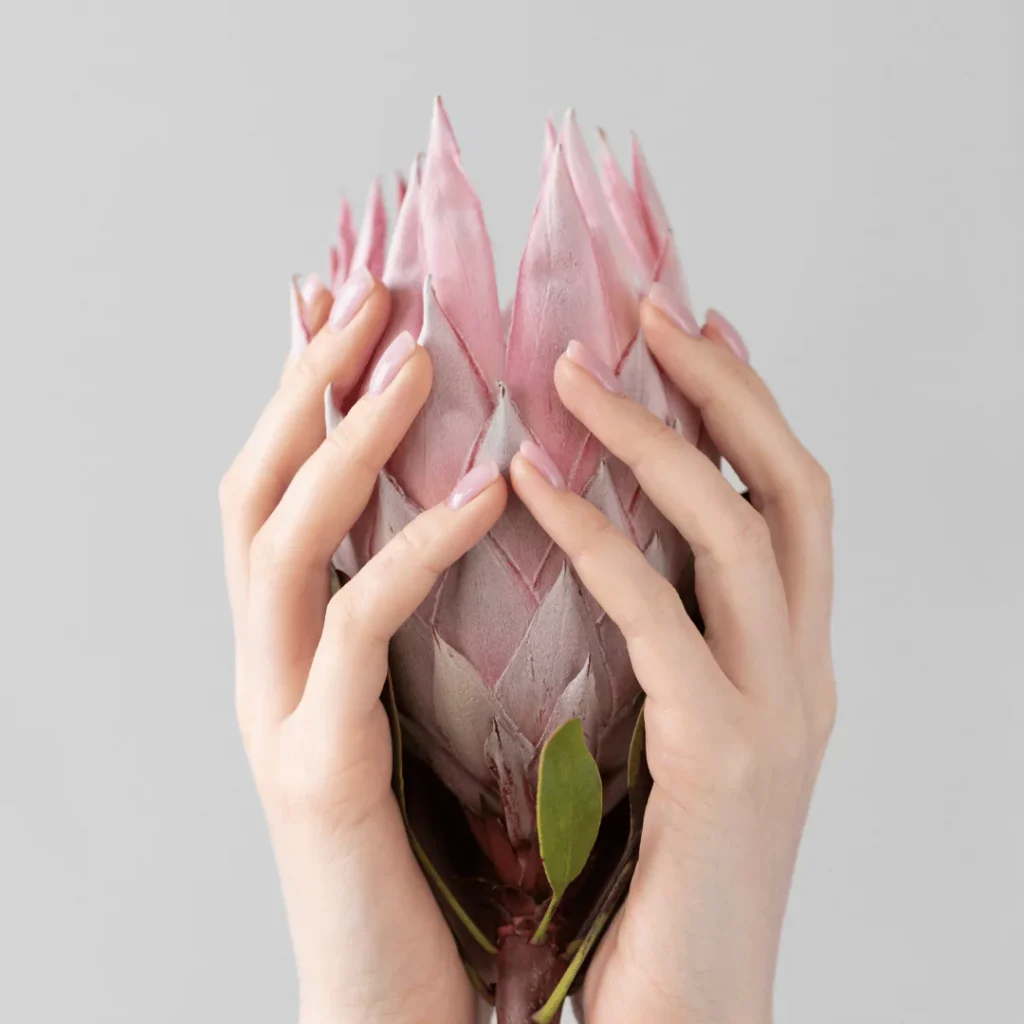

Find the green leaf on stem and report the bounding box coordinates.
[535,719,603,928]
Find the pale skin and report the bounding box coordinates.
[219,277,834,1024]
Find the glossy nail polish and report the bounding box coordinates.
[646,282,701,335]
[328,265,374,331]
[564,340,622,394]
[367,330,417,395]
[704,309,750,363]
[518,440,566,488]
[447,460,500,510]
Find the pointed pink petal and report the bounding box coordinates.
[351,178,387,280]
[328,247,339,290]
[471,386,555,591]
[420,97,505,389]
[432,534,536,688]
[494,564,605,746]
[395,169,407,208]
[385,277,493,509]
[506,144,616,482]
[540,656,601,754]
[382,155,426,344]
[541,114,557,181]
[484,719,536,847]
[632,136,692,308]
[289,276,310,359]
[599,130,656,282]
[560,111,638,353]
[332,197,356,292]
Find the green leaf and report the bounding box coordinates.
[536,719,603,902]
[627,703,646,792]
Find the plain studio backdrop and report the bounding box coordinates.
[1,1,1021,1021]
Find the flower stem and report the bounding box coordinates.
[530,894,560,945]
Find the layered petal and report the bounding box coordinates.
[382,155,426,344]
[385,277,493,509]
[598,130,656,283]
[420,98,505,389]
[541,114,557,181]
[505,144,615,484]
[633,135,691,308]
[560,110,638,353]
[330,196,356,293]
[350,177,388,280]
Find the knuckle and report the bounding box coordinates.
[249,525,299,582]
[717,507,773,565]
[631,418,680,477]
[572,514,622,579]
[325,418,380,484]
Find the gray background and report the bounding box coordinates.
[1,1,1021,1021]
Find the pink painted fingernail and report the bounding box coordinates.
[447,460,500,510]
[518,440,566,489]
[646,282,702,336]
[367,330,417,396]
[300,272,324,304]
[328,265,374,331]
[564,340,622,394]
[704,309,750,363]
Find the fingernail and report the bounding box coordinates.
[301,272,324,304]
[367,330,417,395]
[704,309,750,363]
[647,282,701,336]
[328,265,374,331]
[447,460,500,511]
[518,440,566,488]
[564,340,622,394]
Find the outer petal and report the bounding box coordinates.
[382,155,426,344]
[350,177,388,280]
[432,534,537,688]
[471,386,555,593]
[395,169,407,209]
[506,144,616,484]
[540,655,601,754]
[484,719,536,848]
[632,135,691,308]
[420,97,505,389]
[541,114,557,181]
[598,130,656,283]
[386,277,493,509]
[560,110,638,354]
[494,564,605,746]
[331,196,356,293]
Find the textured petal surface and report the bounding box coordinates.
[494,564,601,745]
[420,98,505,389]
[505,145,615,484]
[560,110,638,354]
[432,534,536,688]
[633,135,691,307]
[599,130,656,283]
[484,719,536,848]
[351,178,388,280]
[386,277,492,509]
[382,155,426,345]
[331,197,356,293]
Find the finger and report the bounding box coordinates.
[553,344,792,696]
[299,464,508,727]
[642,300,833,663]
[243,337,431,719]
[220,268,386,615]
[508,448,726,715]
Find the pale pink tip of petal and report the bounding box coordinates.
[395,170,407,208]
[447,460,500,511]
[351,178,388,280]
[432,95,460,156]
[541,114,557,180]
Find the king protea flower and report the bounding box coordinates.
[292,99,701,1023]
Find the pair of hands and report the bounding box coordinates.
[219,274,835,1024]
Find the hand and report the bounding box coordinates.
[219,273,507,1024]
[509,302,835,1024]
